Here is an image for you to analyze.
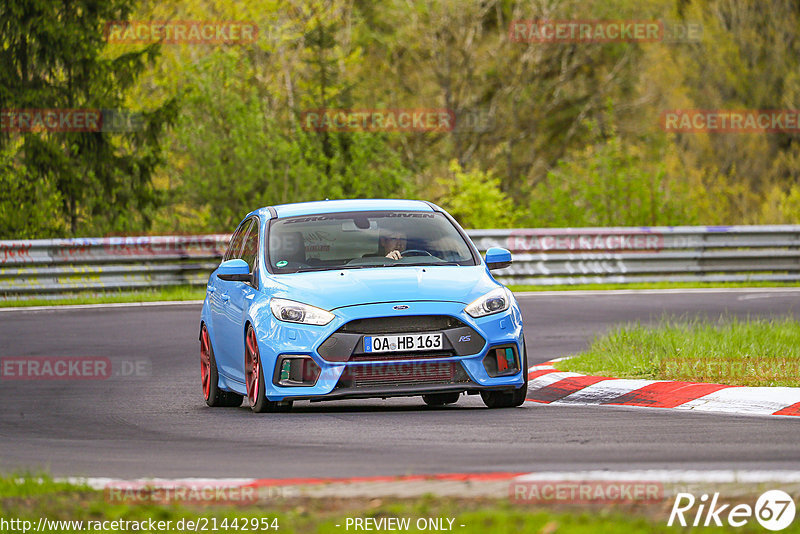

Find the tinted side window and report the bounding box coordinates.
[224,219,253,261]
[240,220,260,272]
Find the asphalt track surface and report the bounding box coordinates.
[1,289,798,479]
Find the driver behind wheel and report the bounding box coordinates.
[379,229,406,260]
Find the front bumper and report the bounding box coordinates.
[255,301,525,402]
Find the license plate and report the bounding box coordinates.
[364,333,442,353]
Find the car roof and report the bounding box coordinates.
[262,199,436,219]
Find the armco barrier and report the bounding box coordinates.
[0,235,229,297]
[0,226,798,298]
[470,225,800,286]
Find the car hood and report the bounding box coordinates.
[264,265,500,311]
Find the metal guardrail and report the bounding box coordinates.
[0,235,229,297]
[469,225,800,286]
[1,226,799,298]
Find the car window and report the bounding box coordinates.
[240,219,260,272]
[268,211,476,273]
[224,219,253,261]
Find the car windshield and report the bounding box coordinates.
[267,210,476,273]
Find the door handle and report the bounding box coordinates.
[221,294,230,303]
[207,286,216,293]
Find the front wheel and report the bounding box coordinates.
[480,386,527,408]
[200,324,243,407]
[245,325,293,413]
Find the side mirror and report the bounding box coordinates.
[485,247,512,271]
[217,259,253,283]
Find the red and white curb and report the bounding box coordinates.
[67,470,800,500]
[73,473,525,500]
[526,361,800,417]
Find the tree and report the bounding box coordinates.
[140,0,411,233]
[526,123,706,227]
[0,139,64,237]
[434,160,516,229]
[0,0,176,237]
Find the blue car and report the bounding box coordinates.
[199,199,527,412]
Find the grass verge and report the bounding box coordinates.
[2,475,792,533]
[0,286,206,308]
[555,317,800,387]
[509,281,800,292]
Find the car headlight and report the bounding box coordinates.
[465,287,512,318]
[270,298,334,325]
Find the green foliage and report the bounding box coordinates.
[760,183,800,224]
[634,0,800,223]
[0,141,64,238]
[434,160,516,229]
[165,46,410,233]
[0,0,176,237]
[526,123,704,227]
[4,0,800,235]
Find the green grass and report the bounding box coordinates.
[0,285,206,308]
[556,317,800,387]
[0,473,89,498]
[509,281,800,292]
[1,475,792,533]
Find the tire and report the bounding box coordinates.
[200,324,243,407]
[422,392,461,406]
[245,325,293,413]
[481,337,528,409]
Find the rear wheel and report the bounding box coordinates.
[422,392,461,406]
[200,324,243,407]
[481,338,528,409]
[245,325,293,413]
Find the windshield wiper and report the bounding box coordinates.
[388,261,460,267]
[294,264,383,272]
[293,266,334,273]
[293,262,460,273]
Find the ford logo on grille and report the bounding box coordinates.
[393,305,409,310]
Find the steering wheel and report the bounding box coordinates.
[399,249,433,257]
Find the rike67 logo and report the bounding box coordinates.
[668,490,796,530]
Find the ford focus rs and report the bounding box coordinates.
[199,199,527,412]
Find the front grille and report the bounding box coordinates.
[318,315,483,363]
[350,351,451,362]
[338,315,465,334]
[352,376,454,388]
[335,361,470,389]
